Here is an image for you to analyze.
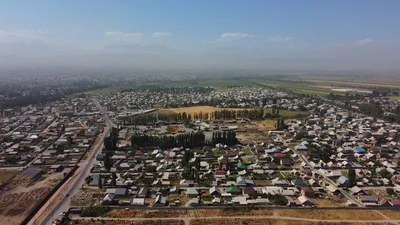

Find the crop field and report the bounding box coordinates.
[277,210,384,220]
[79,79,259,95]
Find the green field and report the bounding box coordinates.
[74,78,351,96]
[77,79,259,95]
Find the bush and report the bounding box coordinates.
[81,205,105,217]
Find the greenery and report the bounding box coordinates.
[81,205,105,217]
[131,131,205,148]
[266,194,288,205]
[348,169,357,187]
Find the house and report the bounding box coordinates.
[225,186,242,194]
[210,186,221,196]
[291,178,306,187]
[281,158,293,167]
[154,195,167,206]
[298,195,314,207]
[359,195,379,206]
[131,198,145,206]
[137,187,150,198]
[337,176,349,187]
[243,186,257,197]
[106,188,128,196]
[389,198,400,207]
[236,176,254,186]
[186,188,199,197]
[301,187,315,198]
[102,193,116,205]
[326,185,341,196]
[215,170,226,178]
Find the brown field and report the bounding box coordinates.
[0,187,51,225]
[0,170,20,185]
[313,199,347,207]
[278,210,384,220]
[106,209,274,218]
[75,220,184,225]
[161,106,249,115]
[388,96,400,100]
[190,219,381,225]
[255,119,277,130]
[379,210,400,219]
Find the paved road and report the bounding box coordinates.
[30,98,114,225]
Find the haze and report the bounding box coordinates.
[1,0,400,73]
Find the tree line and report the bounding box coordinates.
[131,132,205,149]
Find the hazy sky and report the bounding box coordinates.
[0,0,400,72]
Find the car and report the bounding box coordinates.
[58,211,66,216]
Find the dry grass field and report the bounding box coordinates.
[161,106,249,115]
[313,199,347,207]
[379,210,400,219]
[106,209,274,218]
[0,170,20,185]
[75,220,185,225]
[190,219,381,225]
[277,210,384,220]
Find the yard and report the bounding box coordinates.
[190,219,377,225]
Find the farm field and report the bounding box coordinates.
[388,96,400,100]
[79,79,258,95]
[277,209,384,220]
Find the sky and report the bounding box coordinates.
[0,0,400,73]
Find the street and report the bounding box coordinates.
[28,98,114,225]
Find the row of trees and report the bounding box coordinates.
[210,131,238,146]
[131,132,205,148]
[120,107,291,125]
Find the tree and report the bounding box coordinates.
[348,169,357,187]
[103,152,112,171]
[66,135,73,145]
[380,169,392,180]
[386,188,395,196]
[98,174,103,189]
[5,156,19,164]
[111,172,117,186]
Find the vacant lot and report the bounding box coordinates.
[278,210,384,220]
[75,220,185,225]
[162,106,249,115]
[388,96,400,100]
[190,219,380,225]
[379,210,400,219]
[0,170,20,185]
[106,209,274,218]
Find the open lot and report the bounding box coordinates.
[277,210,384,220]
[75,220,185,225]
[190,219,380,225]
[0,169,20,185]
[106,209,274,218]
[0,172,63,225]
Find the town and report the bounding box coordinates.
[1,78,400,225]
